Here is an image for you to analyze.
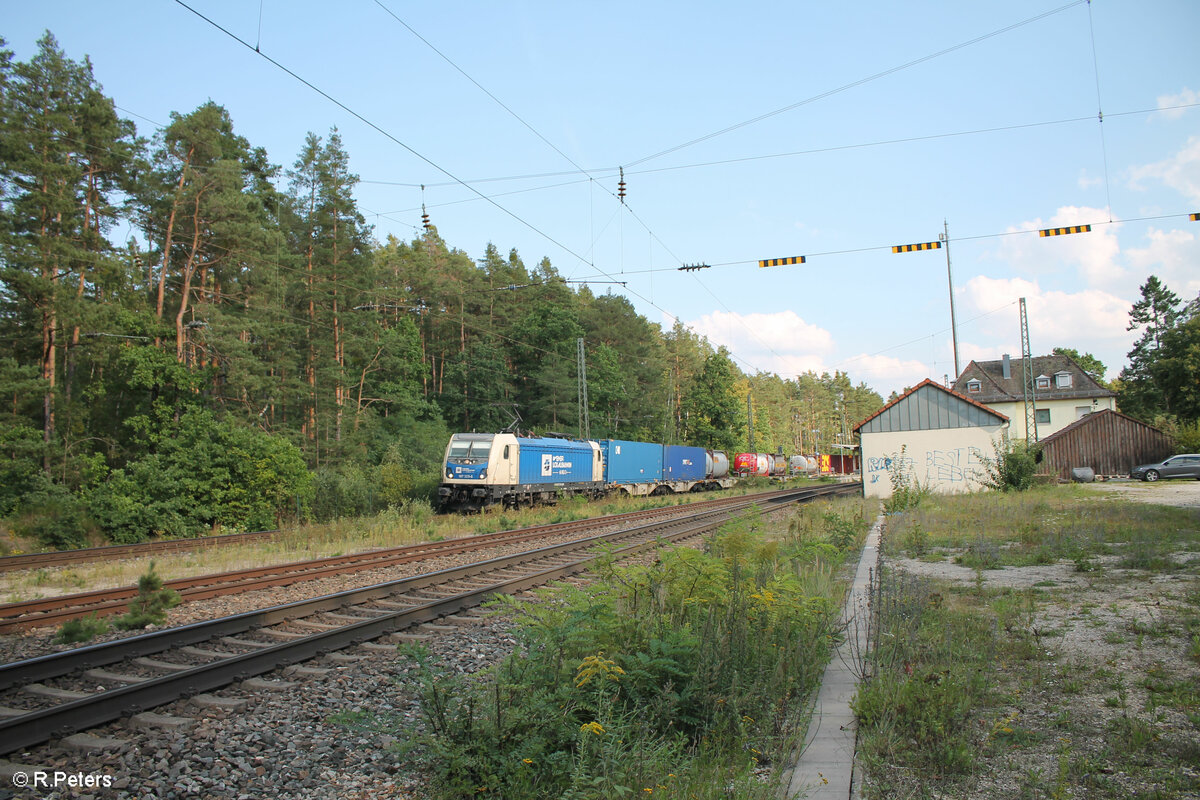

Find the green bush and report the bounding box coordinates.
[88,410,312,540]
[980,439,1041,492]
[311,463,376,522]
[54,614,110,644]
[12,475,92,550]
[1175,419,1200,453]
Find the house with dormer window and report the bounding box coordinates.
[954,353,1116,440]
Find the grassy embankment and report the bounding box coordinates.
[855,485,1200,799]
[0,479,802,604]
[332,493,871,800]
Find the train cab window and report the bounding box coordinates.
[503,445,510,459]
[449,440,490,464]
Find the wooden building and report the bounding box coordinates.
[1036,409,1174,480]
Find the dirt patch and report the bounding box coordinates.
[871,487,1200,799]
[1079,479,1200,510]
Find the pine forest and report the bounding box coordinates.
[0,34,885,549]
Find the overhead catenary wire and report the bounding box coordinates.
[14,3,1185,395]
[1085,0,1113,222]
[623,0,1087,168]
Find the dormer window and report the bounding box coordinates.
[1055,371,1072,388]
[1035,375,1051,390]
[966,379,981,393]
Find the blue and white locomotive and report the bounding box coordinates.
[438,433,733,512]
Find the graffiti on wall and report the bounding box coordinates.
[865,454,914,484]
[866,447,986,486]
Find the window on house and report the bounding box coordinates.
[1035,408,1051,425]
[1035,375,1051,390]
[1055,372,1072,388]
[966,379,981,393]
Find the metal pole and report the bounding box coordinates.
[940,220,961,380]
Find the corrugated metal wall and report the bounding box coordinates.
[859,384,1003,433]
[1039,410,1174,479]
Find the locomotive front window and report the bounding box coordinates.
[448,441,490,464]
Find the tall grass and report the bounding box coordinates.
[342,499,870,799]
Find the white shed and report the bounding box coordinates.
[854,379,1009,499]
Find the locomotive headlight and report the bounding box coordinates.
[446,468,453,478]
[480,468,487,479]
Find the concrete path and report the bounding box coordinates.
[782,515,882,799]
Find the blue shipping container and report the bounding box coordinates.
[601,440,663,484]
[517,437,596,485]
[664,445,707,481]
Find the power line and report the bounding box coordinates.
[171,0,738,378]
[567,210,1198,281]
[624,0,1086,168]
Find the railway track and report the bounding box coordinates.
[0,528,284,574]
[0,487,818,634]
[0,483,856,755]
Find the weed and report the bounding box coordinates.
[359,517,848,799]
[53,613,109,644]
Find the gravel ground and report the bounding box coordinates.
[4,611,520,799]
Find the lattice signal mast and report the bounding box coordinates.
[1020,297,1038,442]
[577,338,590,441]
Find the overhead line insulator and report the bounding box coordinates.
[617,167,626,204]
[678,263,710,272]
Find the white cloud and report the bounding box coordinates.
[687,309,834,377]
[959,275,1132,353]
[1126,227,1200,299]
[989,206,1125,288]
[1156,88,1199,120]
[1128,135,1200,205]
[833,353,931,397]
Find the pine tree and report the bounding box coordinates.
[0,34,139,475]
[1119,275,1183,419]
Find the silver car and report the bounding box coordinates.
[1130,454,1200,482]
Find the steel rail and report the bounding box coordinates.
[0,484,856,754]
[0,487,813,633]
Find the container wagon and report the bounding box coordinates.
[600,439,663,497]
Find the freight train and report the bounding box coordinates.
[734,452,821,477]
[438,433,734,512]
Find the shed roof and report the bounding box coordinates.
[1038,407,1165,445]
[854,379,1008,434]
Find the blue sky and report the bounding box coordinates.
[6,0,1199,397]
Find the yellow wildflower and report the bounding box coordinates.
[575,653,626,687]
[580,721,605,736]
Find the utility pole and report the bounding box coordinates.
[746,392,755,450]
[939,220,961,381]
[576,337,590,440]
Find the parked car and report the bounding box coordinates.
[1130,454,1200,482]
